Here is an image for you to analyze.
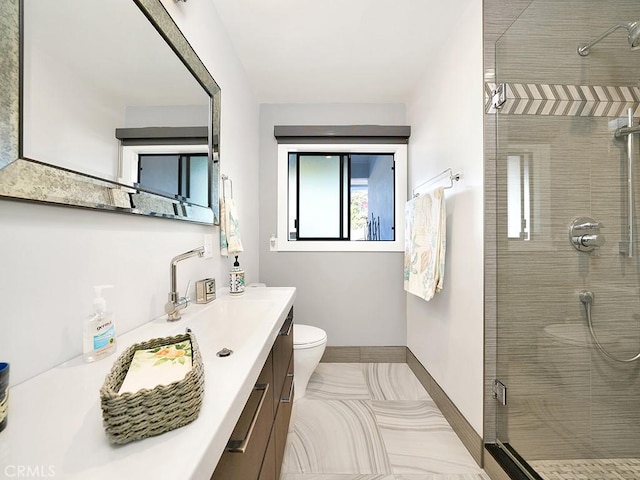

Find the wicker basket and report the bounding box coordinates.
[100,329,205,444]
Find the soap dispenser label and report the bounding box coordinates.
[229,270,245,295]
[94,322,115,351]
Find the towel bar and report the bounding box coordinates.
[221,174,233,199]
[413,168,460,198]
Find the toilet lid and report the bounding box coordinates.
[294,324,327,349]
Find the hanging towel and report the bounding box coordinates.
[404,186,446,301]
[220,197,244,256]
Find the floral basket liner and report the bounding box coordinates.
[99,329,205,444]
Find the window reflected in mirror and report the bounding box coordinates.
[138,153,209,207]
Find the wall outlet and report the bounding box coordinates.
[269,234,277,252]
[203,234,214,258]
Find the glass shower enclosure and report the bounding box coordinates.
[492,0,640,478]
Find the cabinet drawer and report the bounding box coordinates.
[258,424,276,480]
[275,356,294,480]
[272,307,294,416]
[211,354,274,480]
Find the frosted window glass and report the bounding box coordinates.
[507,155,522,238]
[187,155,208,207]
[288,153,297,239]
[298,155,341,238]
[507,154,531,240]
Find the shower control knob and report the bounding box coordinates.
[577,234,605,248]
[572,221,602,230]
[569,216,604,253]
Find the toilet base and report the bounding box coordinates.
[293,342,326,399]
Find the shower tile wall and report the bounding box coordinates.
[485,0,640,463]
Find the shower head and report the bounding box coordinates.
[578,21,640,56]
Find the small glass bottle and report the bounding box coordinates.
[229,256,245,295]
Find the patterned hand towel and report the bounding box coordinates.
[220,197,244,256]
[404,186,446,301]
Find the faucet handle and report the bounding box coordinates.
[574,221,603,230]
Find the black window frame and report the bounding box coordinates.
[137,152,208,206]
[289,151,396,242]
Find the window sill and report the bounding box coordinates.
[275,239,404,252]
[277,143,407,253]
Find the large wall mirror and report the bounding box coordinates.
[0,0,221,225]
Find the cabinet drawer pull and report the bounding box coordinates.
[281,373,294,403]
[279,316,293,336]
[226,383,269,453]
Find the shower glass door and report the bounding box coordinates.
[494,0,640,478]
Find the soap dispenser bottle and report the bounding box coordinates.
[229,256,245,295]
[83,285,117,362]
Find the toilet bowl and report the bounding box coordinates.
[293,324,327,400]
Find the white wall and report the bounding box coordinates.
[406,1,484,435]
[258,104,407,347]
[0,0,259,387]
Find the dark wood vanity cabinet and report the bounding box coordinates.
[211,307,294,480]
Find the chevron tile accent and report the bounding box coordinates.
[485,82,640,117]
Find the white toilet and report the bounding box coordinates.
[293,324,327,400]
[245,283,327,400]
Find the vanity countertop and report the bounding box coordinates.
[0,286,296,480]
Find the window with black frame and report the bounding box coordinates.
[138,153,209,207]
[287,152,395,241]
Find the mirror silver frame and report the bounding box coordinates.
[0,0,221,225]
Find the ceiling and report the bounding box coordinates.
[210,0,469,104]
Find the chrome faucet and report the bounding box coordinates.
[165,246,205,321]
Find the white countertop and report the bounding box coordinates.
[0,286,296,480]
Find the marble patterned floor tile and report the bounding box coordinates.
[394,475,489,480]
[363,363,431,401]
[306,363,371,400]
[394,476,489,480]
[280,474,489,480]
[281,475,394,480]
[283,399,391,474]
[371,401,482,475]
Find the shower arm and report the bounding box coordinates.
[578,23,629,56]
